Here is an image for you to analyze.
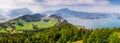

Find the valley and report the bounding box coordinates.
[0,0,120,43]
[0,13,119,43]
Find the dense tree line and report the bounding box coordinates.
[0,22,119,43]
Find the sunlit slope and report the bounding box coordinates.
[12,18,57,30]
[0,14,63,31]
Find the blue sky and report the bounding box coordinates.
[110,0,120,5]
[0,0,120,14]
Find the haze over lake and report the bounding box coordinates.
[65,15,120,29]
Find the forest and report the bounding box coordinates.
[0,22,119,43]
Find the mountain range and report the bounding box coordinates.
[7,8,33,19]
[0,8,112,23]
[0,8,119,43]
[44,8,110,19]
[0,8,33,22]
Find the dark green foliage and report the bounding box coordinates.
[0,22,79,43]
[0,22,120,43]
[49,15,62,19]
[32,24,39,30]
[86,29,113,43]
[17,22,23,26]
[0,23,7,28]
[43,19,49,22]
[18,14,43,22]
[77,28,93,42]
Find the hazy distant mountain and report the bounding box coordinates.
[7,8,32,18]
[0,10,5,19]
[44,8,110,19]
[0,9,10,23]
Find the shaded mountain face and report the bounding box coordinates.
[0,14,67,31]
[0,9,4,20]
[44,8,110,19]
[7,8,32,18]
[0,9,10,23]
[15,13,44,22]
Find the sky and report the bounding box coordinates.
[0,0,120,13]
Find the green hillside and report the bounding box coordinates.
[0,14,120,43]
[0,19,120,43]
[12,18,57,30]
[0,14,59,32]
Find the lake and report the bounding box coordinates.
[65,15,120,29]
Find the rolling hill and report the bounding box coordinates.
[0,14,67,31]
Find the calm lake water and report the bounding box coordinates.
[65,15,120,29]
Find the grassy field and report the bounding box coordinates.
[13,18,58,30]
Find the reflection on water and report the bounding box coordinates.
[65,15,120,29]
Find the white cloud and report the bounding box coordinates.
[35,0,110,5]
[0,0,120,14]
[0,0,44,12]
[0,0,111,10]
[69,6,120,14]
[0,0,16,9]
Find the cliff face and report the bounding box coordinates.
[48,15,68,24]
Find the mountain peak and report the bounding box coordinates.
[57,8,70,12]
[7,8,32,18]
[48,15,68,24]
[48,15,62,18]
